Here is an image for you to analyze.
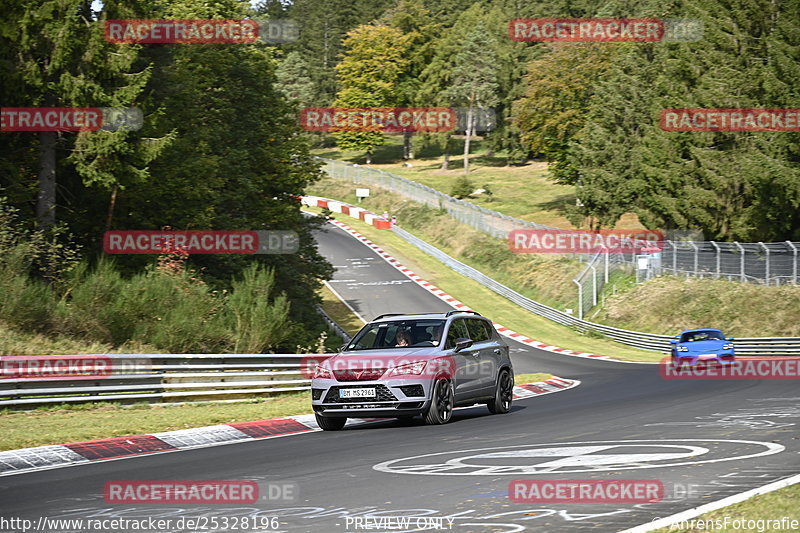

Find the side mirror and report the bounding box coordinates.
[726,337,734,341]
[454,338,473,352]
[338,344,348,352]
[669,339,678,344]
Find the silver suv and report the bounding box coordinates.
[310,311,513,430]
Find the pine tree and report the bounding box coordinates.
[2,0,158,229]
[275,51,317,108]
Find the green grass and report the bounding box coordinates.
[514,372,552,385]
[318,283,365,336]
[0,394,312,451]
[303,204,662,362]
[314,136,644,230]
[652,483,800,532]
[0,321,162,355]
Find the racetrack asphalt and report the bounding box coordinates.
[1,221,797,533]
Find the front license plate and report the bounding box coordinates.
[340,388,376,399]
[699,354,717,360]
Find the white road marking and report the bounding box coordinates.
[373,439,785,476]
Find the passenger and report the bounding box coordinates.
[430,325,444,346]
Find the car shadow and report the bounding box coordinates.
[342,404,526,430]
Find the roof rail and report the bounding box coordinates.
[371,312,453,321]
[445,310,482,317]
[372,313,404,321]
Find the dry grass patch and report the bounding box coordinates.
[597,276,800,337]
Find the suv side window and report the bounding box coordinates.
[352,328,378,350]
[466,319,491,343]
[445,319,470,349]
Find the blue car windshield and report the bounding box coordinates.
[347,320,446,350]
[681,330,724,342]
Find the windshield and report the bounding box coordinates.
[346,319,445,350]
[681,330,724,342]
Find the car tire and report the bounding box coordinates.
[487,369,513,414]
[315,413,346,431]
[424,378,454,425]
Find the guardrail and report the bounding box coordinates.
[0,354,329,408]
[315,304,353,342]
[391,225,800,355]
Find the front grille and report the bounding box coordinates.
[333,368,387,381]
[324,384,397,403]
[399,385,424,397]
[311,388,324,400]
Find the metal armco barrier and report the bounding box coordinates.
[315,304,353,342]
[0,354,327,408]
[391,226,800,356]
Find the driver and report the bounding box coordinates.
[395,329,412,347]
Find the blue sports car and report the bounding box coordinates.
[670,328,735,368]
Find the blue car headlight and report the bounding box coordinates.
[676,346,689,352]
[722,343,734,350]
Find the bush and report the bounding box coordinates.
[0,197,80,285]
[223,264,291,353]
[53,259,123,343]
[450,176,475,199]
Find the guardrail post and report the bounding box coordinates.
[735,242,745,282]
[759,242,769,285]
[710,241,720,278]
[591,264,598,306]
[604,249,609,283]
[787,241,798,284]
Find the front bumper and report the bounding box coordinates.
[311,377,433,418]
[672,352,736,366]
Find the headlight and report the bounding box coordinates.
[722,343,734,350]
[313,365,333,379]
[676,346,689,352]
[388,361,427,376]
